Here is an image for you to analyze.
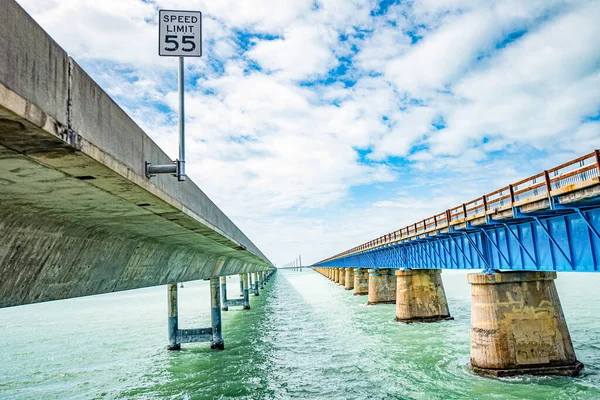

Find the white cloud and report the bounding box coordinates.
[370,106,438,160]
[354,24,412,73]
[429,0,600,155]
[385,10,499,98]
[247,24,338,80]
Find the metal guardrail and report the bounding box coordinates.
[319,150,600,264]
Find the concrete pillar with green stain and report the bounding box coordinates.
[253,272,260,295]
[167,283,181,350]
[210,277,224,350]
[220,276,229,311]
[242,273,251,309]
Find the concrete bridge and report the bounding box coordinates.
[314,150,600,378]
[0,0,274,350]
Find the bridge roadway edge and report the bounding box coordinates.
[0,0,273,308]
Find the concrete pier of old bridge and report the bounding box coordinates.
[0,0,274,338]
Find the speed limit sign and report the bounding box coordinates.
[158,10,202,57]
[147,10,203,183]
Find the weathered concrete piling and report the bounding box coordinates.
[221,275,248,311]
[395,269,452,323]
[210,277,224,350]
[220,276,229,311]
[167,283,180,351]
[253,272,260,296]
[468,271,583,377]
[166,279,224,351]
[259,272,264,289]
[313,266,583,378]
[338,268,346,286]
[344,268,355,290]
[241,273,251,309]
[368,268,396,305]
[354,268,369,296]
[263,269,274,284]
[166,269,272,350]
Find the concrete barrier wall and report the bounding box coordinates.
[0,0,69,126]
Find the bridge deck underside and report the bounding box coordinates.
[0,66,272,309]
[316,195,600,272]
[0,103,270,308]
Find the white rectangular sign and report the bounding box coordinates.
[158,10,202,57]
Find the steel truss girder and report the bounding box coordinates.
[315,207,600,272]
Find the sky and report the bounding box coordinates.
[17,0,600,266]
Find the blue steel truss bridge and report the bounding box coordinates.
[315,150,600,273]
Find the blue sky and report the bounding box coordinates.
[18,0,600,265]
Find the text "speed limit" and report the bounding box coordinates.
[159,10,202,57]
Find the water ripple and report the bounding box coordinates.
[1,271,600,399]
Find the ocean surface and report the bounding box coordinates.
[1,269,600,399]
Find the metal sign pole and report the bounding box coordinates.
[177,56,185,181]
[148,9,201,181]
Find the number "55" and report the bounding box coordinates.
[164,35,196,52]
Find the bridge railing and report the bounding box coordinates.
[318,150,600,264]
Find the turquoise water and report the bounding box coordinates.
[1,270,600,399]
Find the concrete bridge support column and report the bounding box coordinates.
[167,283,181,350]
[339,268,346,286]
[268,270,273,282]
[353,268,369,296]
[335,268,341,283]
[210,277,225,350]
[239,276,244,297]
[220,276,229,311]
[259,272,264,289]
[253,272,260,296]
[468,271,583,377]
[368,269,396,305]
[240,274,251,309]
[394,269,452,323]
[345,268,355,290]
